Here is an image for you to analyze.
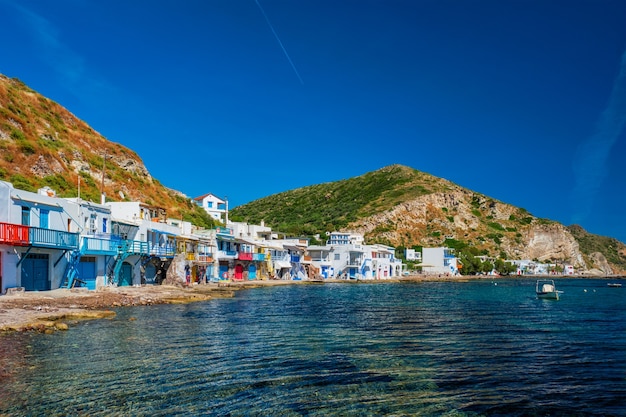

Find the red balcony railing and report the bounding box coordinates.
[238,252,253,261]
[0,222,29,246]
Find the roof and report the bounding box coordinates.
[193,193,225,202]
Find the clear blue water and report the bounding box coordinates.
[0,279,624,416]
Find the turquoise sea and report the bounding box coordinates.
[0,278,624,416]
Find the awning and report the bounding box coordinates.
[274,261,292,269]
[11,194,63,211]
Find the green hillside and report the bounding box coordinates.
[231,165,457,237]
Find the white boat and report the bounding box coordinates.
[607,283,622,288]
[536,279,561,300]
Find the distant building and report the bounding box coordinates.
[422,247,458,275]
[308,231,403,279]
[193,193,227,222]
[405,248,422,261]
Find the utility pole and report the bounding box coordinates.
[101,150,106,205]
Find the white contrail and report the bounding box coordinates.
[570,48,626,225]
[255,0,304,85]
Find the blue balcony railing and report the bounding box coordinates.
[30,227,79,250]
[121,240,149,255]
[253,253,266,261]
[82,236,120,255]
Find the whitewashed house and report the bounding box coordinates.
[308,232,402,279]
[422,247,459,275]
[193,193,227,222]
[0,182,79,293]
[63,198,118,289]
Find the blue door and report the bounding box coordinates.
[21,254,49,291]
[77,258,96,290]
[144,263,157,284]
[248,264,257,280]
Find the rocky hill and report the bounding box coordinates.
[231,165,626,275]
[0,74,213,228]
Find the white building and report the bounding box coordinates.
[405,248,422,261]
[0,182,80,293]
[193,193,227,222]
[422,247,458,275]
[308,232,402,279]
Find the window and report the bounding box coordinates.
[334,253,341,260]
[21,206,30,226]
[89,215,96,234]
[208,202,213,208]
[40,209,49,229]
[102,218,108,233]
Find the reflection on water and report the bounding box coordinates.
[0,279,624,416]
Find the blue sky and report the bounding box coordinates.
[1,0,625,243]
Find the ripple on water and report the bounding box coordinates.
[0,279,624,416]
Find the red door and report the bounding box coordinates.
[234,264,244,280]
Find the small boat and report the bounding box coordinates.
[536,279,562,300]
[607,283,622,287]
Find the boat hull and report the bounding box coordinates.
[537,291,559,300]
[536,279,560,300]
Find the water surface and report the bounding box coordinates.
[0,279,624,416]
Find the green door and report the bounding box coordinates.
[119,262,133,286]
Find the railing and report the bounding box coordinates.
[121,240,149,255]
[149,245,176,257]
[218,250,237,258]
[30,227,79,250]
[82,236,120,255]
[252,253,265,261]
[238,252,253,261]
[0,222,29,246]
[290,255,301,263]
[198,254,214,263]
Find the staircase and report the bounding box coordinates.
[60,249,83,288]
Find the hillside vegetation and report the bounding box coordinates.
[231,165,456,236]
[0,75,214,228]
[232,165,626,274]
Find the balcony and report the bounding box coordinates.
[30,226,79,250]
[82,236,120,255]
[197,254,214,263]
[121,240,149,255]
[290,255,301,263]
[0,222,29,246]
[238,252,253,261]
[252,253,266,261]
[218,250,237,259]
[149,245,176,257]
